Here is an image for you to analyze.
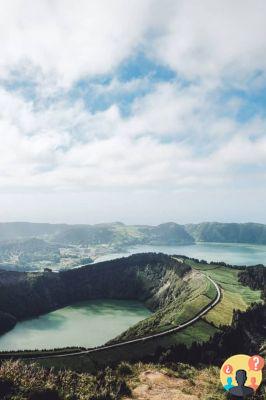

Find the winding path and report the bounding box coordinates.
[25,274,221,360]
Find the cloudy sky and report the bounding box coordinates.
[0,0,265,224]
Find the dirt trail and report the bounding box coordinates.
[124,370,201,400]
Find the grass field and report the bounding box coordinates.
[128,257,262,350]
[186,260,262,327]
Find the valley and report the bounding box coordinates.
[0,253,263,371]
[0,221,266,272]
[0,251,264,399]
[0,254,192,338]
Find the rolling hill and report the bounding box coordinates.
[186,222,266,244]
[1,221,266,246]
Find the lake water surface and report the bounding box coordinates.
[95,242,266,266]
[0,299,151,351]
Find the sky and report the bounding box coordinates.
[0,0,265,225]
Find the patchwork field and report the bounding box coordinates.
[115,258,262,353]
[186,260,262,327]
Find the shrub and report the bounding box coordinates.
[116,362,133,377]
[28,388,61,400]
[116,379,131,397]
[0,377,14,397]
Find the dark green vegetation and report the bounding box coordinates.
[0,253,192,338]
[239,265,266,300]
[0,312,16,336]
[0,254,263,375]
[0,359,132,400]
[186,221,266,244]
[27,258,261,374]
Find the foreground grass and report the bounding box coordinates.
[0,359,131,400]
[1,359,264,400]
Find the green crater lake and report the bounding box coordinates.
[0,300,151,351]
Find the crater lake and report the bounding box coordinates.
[0,299,151,351]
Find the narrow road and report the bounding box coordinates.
[26,274,221,360]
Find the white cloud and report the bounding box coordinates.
[0,0,153,86]
[0,81,265,195]
[150,0,266,82]
[0,1,265,222]
[1,1,266,87]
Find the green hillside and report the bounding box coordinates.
[184,259,262,327]
[112,270,215,341]
[186,222,266,244]
[1,221,266,246]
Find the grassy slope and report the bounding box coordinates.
[71,261,261,370]
[113,270,215,341]
[87,261,260,370]
[114,257,262,351]
[3,259,262,372]
[186,260,262,327]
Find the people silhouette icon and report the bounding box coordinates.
[221,354,263,398]
[224,377,234,390]
[249,377,258,391]
[229,370,254,398]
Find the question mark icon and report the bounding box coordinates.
[223,364,233,374]
[248,355,264,371]
[253,356,259,371]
